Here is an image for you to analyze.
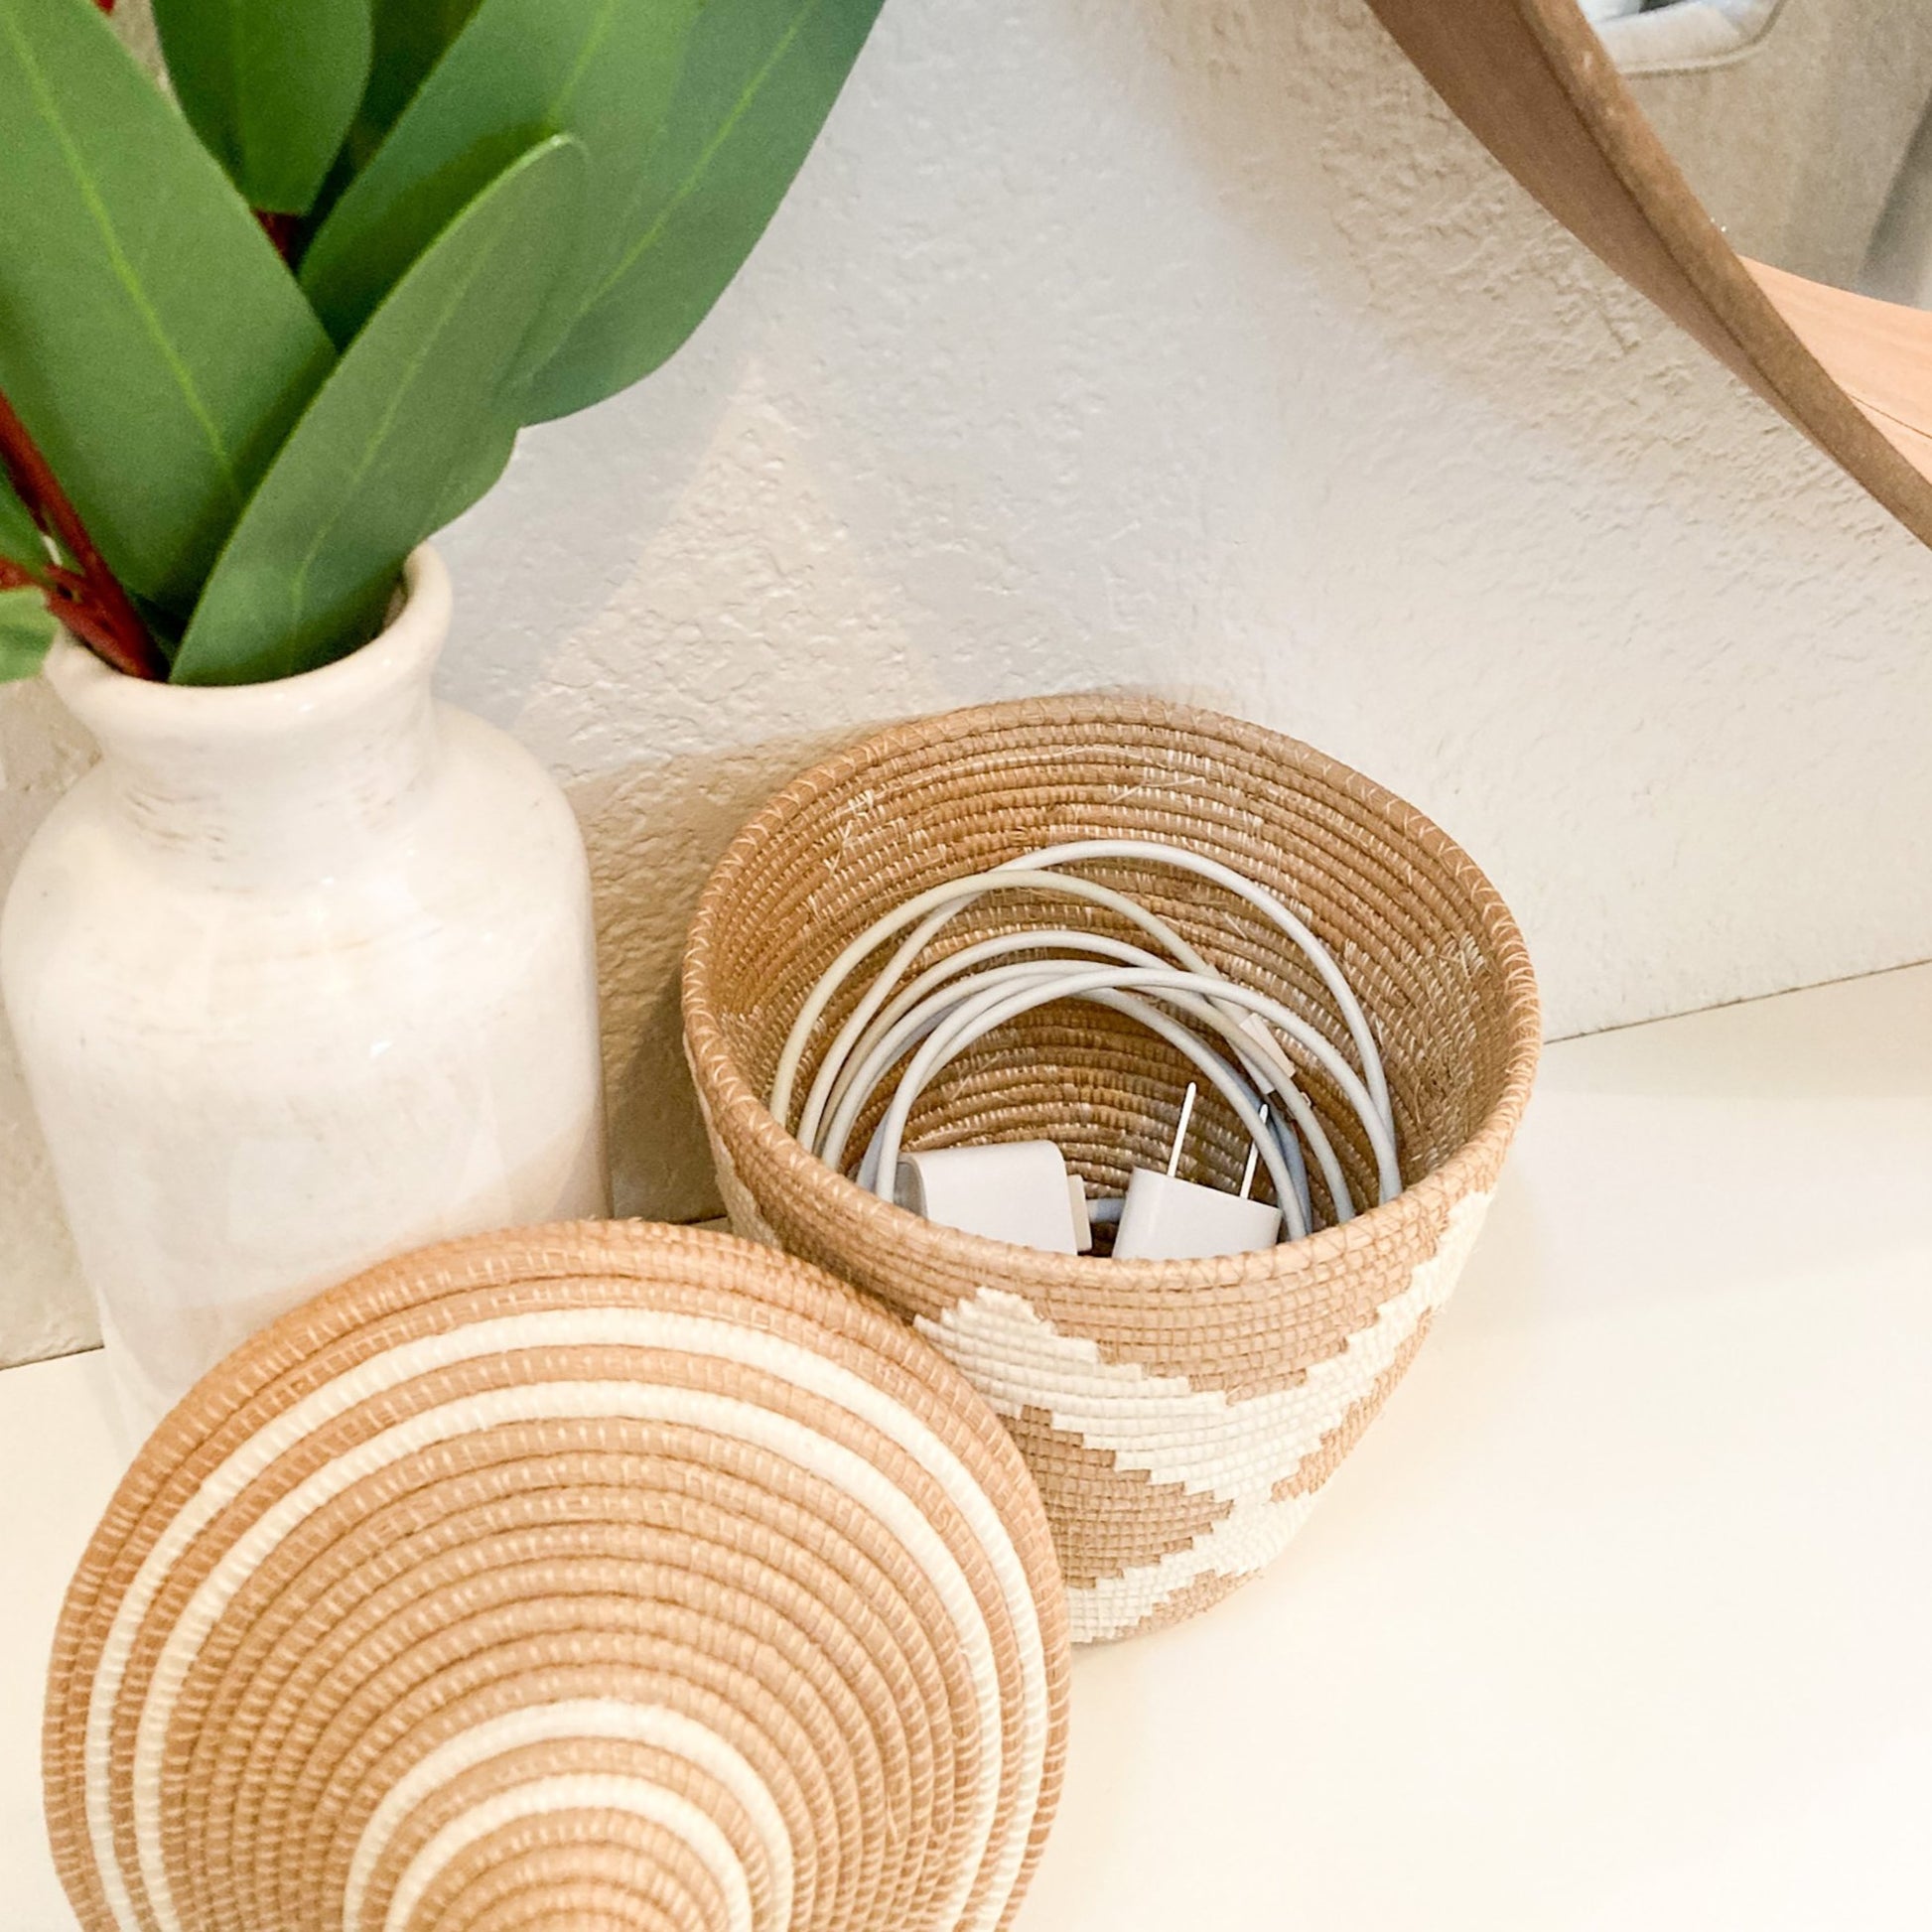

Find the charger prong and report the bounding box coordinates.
[1167,1081,1198,1179]
[1240,1104,1270,1200]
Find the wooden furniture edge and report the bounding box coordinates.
[1363,0,1932,548]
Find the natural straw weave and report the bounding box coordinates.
[682,696,1541,1643]
[43,1221,1070,1932]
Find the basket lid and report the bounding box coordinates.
[43,1220,1069,1932]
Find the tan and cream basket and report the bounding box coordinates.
[44,1221,1070,1932]
[682,697,1541,1643]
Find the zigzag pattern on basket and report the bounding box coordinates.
[919,1193,1492,1641]
[681,696,1543,1640]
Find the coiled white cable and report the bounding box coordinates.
[814,928,1322,1231]
[862,965,1399,1209]
[782,870,1222,1146]
[856,977,1311,1237]
[770,841,1399,1245]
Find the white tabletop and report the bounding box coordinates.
[6,962,1931,1931]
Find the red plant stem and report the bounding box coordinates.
[42,582,142,662]
[0,390,165,680]
[254,208,301,264]
[1,555,125,661]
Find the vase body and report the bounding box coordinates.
[1,547,609,1431]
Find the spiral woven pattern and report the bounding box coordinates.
[43,1221,1070,1932]
[683,696,1541,1642]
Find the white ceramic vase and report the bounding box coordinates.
[1,547,609,1432]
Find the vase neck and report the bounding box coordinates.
[103,685,442,875]
[44,551,453,881]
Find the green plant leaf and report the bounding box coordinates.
[432,413,520,530]
[173,135,588,686]
[307,0,484,230]
[301,0,704,351]
[0,0,337,613]
[523,0,884,423]
[352,0,486,161]
[151,0,373,213]
[0,471,49,578]
[0,588,57,683]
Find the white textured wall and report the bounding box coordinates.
[6,0,1932,1363]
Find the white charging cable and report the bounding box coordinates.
[770,840,1398,1254]
[812,927,1321,1233]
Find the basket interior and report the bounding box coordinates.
[703,710,1527,1226]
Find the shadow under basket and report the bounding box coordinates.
[682,696,1541,1642]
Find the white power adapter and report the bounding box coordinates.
[894,1142,1093,1253]
[1112,1172,1282,1260]
[892,1087,1282,1261]
[1111,1083,1283,1261]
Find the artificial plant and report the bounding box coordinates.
[0,0,884,686]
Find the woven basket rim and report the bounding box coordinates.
[681,693,1542,1292]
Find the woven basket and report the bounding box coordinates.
[682,696,1541,1643]
[44,1220,1070,1932]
